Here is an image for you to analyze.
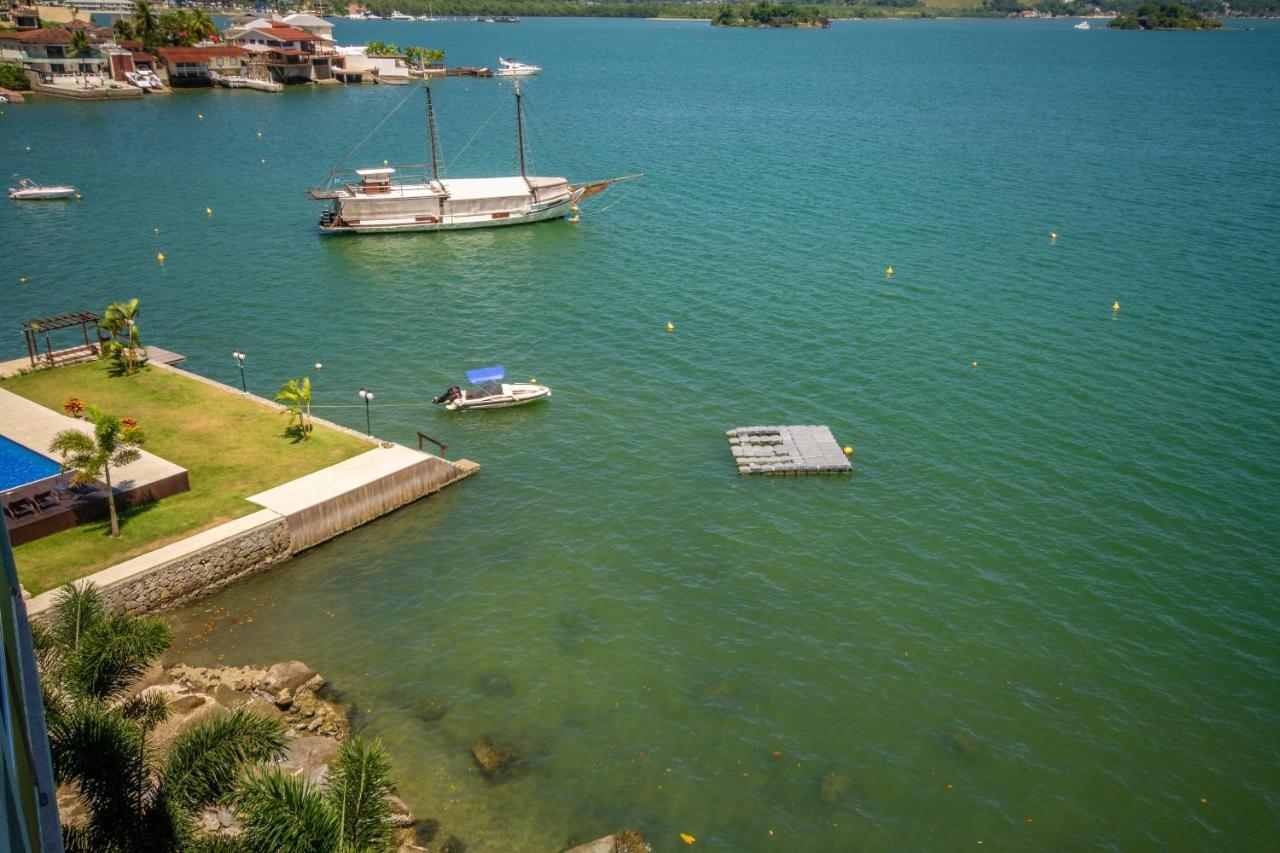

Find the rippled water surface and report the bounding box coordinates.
[4,18,1279,851]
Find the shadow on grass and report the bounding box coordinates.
[281,424,315,445]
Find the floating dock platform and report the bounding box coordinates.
[727,425,852,475]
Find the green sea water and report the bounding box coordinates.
[3,18,1279,851]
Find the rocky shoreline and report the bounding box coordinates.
[58,659,459,851]
[56,658,651,852]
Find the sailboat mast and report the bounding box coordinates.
[425,81,441,182]
[514,79,528,180]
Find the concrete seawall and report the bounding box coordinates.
[27,446,478,618]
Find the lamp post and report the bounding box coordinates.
[358,388,373,436]
[232,351,246,393]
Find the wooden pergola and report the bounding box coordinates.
[22,311,106,369]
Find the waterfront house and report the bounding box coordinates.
[281,13,335,41]
[154,45,247,87]
[101,38,159,85]
[226,24,334,83]
[0,26,106,85]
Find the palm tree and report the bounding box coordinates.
[48,405,146,538]
[231,737,397,852]
[188,9,217,42]
[69,28,91,59]
[35,583,287,853]
[132,0,158,48]
[113,18,136,41]
[274,377,313,440]
[99,297,147,375]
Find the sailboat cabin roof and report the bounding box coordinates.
[355,168,396,177]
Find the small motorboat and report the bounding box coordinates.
[432,365,551,411]
[1073,20,1091,29]
[8,178,78,200]
[494,57,541,77]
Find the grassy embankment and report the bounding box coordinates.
[3,360,372,594]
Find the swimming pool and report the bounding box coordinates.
[0,434,62,492]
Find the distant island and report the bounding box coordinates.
[1109,3,1223,28]
[712,2,832,28]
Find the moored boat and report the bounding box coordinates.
[1073,20,1091,29]
[308,80,640,235]
[494,57,540,77]
[432,366,551,411]
[8,178,77,200]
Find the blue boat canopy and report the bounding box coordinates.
[466,365,505,385]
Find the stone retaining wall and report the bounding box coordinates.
[105,516,291,615]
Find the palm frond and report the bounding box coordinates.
[229,766,338,853]
[117,692,171,734]
[47,699,148,845]
[50,582,106,652]
[326,737,396,851]
[160,709,286,814]
[112,447,143,468]
[185,834,249,853]
[61,823,94,853]
[65,613,172,700]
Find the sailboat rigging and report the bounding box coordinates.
[309,80,640,235]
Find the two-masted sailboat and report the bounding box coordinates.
[308,81,638,235]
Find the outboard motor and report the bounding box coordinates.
[432,386,461,405]
[318,209,336,229]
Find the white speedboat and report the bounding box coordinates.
[125,69,163,90]
[390,10,414,19]
[309,80,638,234]
[432,366,551,411]
[8,178,77,200]
[1074,20,1091,29]
[494,57,540,76]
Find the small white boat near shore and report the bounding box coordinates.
[8,178,78,200]
[432,366,551,411]
[1074,20,1091,29]
[494,57,540,77]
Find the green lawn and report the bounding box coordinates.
[3,361,373,594]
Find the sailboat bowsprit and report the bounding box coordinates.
[309,81,639,234]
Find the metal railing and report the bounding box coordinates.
[417,432,447,460]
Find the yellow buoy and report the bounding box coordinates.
[154,227,160,234]
[197,113,204,120]
[156,252,165,263]
[886,266,894,278]
[971,361,978,369]
[19,276,28,284]
[530,378,538,384]
[206,207,213,216]
[680,834,696,845]
[1050,232,1057,241]
[256,131,263,137]
[383,159,389,166]
[842,446,853,456]
[1112,301,1120,312]
[75,194,83,200]
[666,322,675,332]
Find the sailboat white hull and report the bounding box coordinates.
[320,198,573,233]
[318,177,583,235]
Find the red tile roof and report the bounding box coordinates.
[155,46,245,63]
[6,27,72,44]
[257,26,319,42]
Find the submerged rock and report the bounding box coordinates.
[478,671,514,698]
[946,728,979,759]
[471,736,518,779]
[414,817,441,843]
[415,698,449,723]
[819,772,851,806]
